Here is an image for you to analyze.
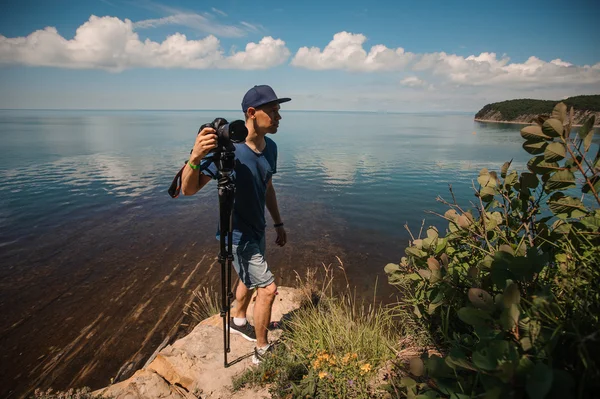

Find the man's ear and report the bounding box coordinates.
[246,107,256,119]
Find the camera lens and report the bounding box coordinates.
[227,120,248,143]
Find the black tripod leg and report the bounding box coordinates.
[220,233,228,367]
[219,177,236,368]
[226,216,234,354]
[216,154,236,369]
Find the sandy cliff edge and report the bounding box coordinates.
[93,286,303,399]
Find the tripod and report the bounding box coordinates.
[215,149,236,368]
[167,121,243,367]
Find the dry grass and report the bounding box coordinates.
[183,286,221,323]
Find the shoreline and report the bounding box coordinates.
[474,118,599,128]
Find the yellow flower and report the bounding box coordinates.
[360,363,372,374]
[328,355,336,366]
[261,371,273,382]
[318,371,328,379]
[312,359,321,370]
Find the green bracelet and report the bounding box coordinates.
[188,161,200,170]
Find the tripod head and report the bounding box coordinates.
[214,149,236,178]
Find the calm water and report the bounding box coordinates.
[0,110,533,250]
[1,109,590,396]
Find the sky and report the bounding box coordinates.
[0,0,599,112]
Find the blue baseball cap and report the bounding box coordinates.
[241,85,291,113]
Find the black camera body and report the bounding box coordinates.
[199,118,248,154]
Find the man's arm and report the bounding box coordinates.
[266,179,287,246]
[181,127,218,195]
[181,164,212,195]
[266,179,282,224]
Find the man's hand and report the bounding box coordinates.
[275,226,287,247]
[190,127,217,164]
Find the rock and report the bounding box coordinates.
[147,354,195,391]
[93,287,301,399]
[94,369,189,399]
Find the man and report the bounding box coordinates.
[181,85,290,364]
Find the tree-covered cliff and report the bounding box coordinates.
[475,95,600,125]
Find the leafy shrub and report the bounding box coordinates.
[386,104,599,398]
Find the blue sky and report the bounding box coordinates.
[0,0,599,112]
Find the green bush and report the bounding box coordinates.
[386,104,599,398]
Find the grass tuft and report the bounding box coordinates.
[233,258,398,398]
[183,286,221,323]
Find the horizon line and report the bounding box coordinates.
[0,108,476,114]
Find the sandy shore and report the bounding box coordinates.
[474,118,598,128]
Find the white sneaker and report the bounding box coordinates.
[252,344,274,365]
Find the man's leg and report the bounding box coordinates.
[231,280,253,319]
[254,282,277,348]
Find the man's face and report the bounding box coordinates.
[254,102,282,133]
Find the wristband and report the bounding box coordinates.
[274,223,284,228]
[188,160,200,170]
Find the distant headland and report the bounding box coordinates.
[474,94,600,127]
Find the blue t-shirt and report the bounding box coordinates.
[201,137,277,245]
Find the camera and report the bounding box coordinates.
[199,118,248,153]
[168,117,247,198]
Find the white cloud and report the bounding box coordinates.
[240,21,264,33]
[292,32,600,88]
[550,58,572,67]
[131,4,265,37]
[291,31,415,72]
[224,37,290,70]
[400,76,426,87]
[211,7,228,17]
[0,15,290,71]
[133,13,245,37]
[413,52,600,86]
